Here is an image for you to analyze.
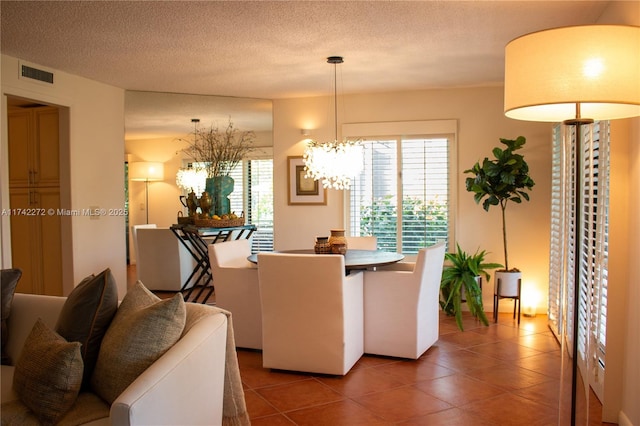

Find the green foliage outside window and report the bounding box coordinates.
[359,195,448,253]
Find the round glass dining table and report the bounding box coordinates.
[247,249,404,270]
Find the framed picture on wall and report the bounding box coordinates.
[287,156,327,205]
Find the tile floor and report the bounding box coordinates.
[238,312,573,425]
[127,265,609,425]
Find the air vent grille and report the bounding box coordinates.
[21,64,54,84]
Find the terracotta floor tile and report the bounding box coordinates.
[466,339,543,361]
[515,332,562,353]
[398,407,497,425]
[255,379,344,412]
[437,329,498,348]
[463,393,558,426]
[423,348,503,373]
[372,358,456,384]
[243,389,278,419]
[351,354,398,370]
[415,372,507,406]
[250,414,297,425]
[514,351,562,378]
[316,365,405,398]
[353,385,452,422]
[239,365,309,389]
[464,363,555,392]
[285,400,392,426]
[513,379,561,408]
[470,322,535,340]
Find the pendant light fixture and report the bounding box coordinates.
[176,118,207,194]
[303,56,363,190]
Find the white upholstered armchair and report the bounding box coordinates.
[363,241,446,359]
[133,226,194,291]
[208,239,262,349]
[257,253,364,375]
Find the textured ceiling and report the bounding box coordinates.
[1,1,610,99]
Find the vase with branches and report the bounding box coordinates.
[179,119,255,217]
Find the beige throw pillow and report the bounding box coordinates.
[13,318,83,425]
[90,281,186,404]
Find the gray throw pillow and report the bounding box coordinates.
[1,268,22,365]
[90,281,186,404]
[55,268,118,389]
[13,318,83,425]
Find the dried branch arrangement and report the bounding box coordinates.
[179,119,256,177]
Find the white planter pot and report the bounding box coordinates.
[460,275,482,302]
[495,271,522,297]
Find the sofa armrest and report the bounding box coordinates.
[5,293,67,364]
[110,311,228,426]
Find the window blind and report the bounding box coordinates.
[548,120,609,402]
[349,136,451,254]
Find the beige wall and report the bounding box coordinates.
[1,55,127,297]
[274,86,553,313]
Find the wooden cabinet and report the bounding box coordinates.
[8,106,63,296]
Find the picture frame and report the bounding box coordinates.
[287,156,327,205]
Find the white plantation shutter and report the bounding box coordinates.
[349,136,452,254]
[548,121,609,402]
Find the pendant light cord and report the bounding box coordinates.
[327,56,343,143]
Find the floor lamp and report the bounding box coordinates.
[503,25,639,425]
[130,161,164,224]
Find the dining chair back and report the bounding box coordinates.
[134,226,194,291]
[257,253,364,375]
[363,241,446,359]
[208,239,262,349]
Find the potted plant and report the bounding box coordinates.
[180,118,255,217]
[440,244,502,330]
[464,136,535,301]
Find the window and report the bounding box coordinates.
[345,120,456,255]
[233,158,274,253]
[548,121,609,401]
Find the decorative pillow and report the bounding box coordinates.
[13,318,83,425]
[90,281,186,404]
[1,268,22,365]
[55,268,118,389]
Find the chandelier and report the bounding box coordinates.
[175,165,207,194]
[303,56,362,190]
[176,118,207,194]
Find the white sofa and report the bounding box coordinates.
[1,293,228,425]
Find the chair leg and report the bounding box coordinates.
[517,278,522,324]
[494,278,501,323]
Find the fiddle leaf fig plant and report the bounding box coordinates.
[464,136,535,271]
[440,244,502,331]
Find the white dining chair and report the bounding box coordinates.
[345,236,377,250]
[363,241,446,359]
[133,225,195,291]
[208,239,262,349]
[257,252,364,375]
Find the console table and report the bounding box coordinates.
[170,223,257,303]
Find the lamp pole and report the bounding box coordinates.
[564,103,593,425]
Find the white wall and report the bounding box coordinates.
[1,55,127,297]
[273,86,552,313]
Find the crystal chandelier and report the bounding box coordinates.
[175,165,207,194]
[303,56,362,190]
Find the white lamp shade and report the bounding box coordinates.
[130,162,164,181]
[504,25,640,122]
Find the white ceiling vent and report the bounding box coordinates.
[19,62,54,85]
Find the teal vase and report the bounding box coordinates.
[205,176,234,217]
